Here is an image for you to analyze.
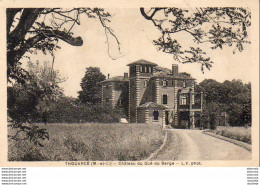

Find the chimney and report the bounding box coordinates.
[172,64,178,76]
[124,73,128,80]
[108,73,110,79]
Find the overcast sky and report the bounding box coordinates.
[24,8,252,98]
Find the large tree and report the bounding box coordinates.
[7,8,118,145]
[8,61,66,145]
[140,8,251,72]
[78,67,106,104]
[7,8,118,84]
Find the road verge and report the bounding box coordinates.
[203,131,251,151]
[145,130,168,161]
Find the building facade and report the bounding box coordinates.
[100,59,202,128]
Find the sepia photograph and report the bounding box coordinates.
[1,5,259,166]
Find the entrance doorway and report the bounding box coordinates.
[165,111,169,125]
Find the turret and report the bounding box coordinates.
[127,59,157,78]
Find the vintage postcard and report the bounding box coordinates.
[0,0,259,167]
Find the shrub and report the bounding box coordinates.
[31,97,124,123]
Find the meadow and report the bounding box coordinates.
[8,123,165,161]
[212,126,251,144]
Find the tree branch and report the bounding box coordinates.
[9,8,44,41]
[6,8,22,34]
[140,8,165,20]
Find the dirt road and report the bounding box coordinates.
[152,129,251,161]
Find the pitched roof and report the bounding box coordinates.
[153,71,169,77]
[127,59,158,66]
[137,102,167,109]
[154,66,172,75]
[100,76,128,83]
[152,70,195,80]
[175,73,195,79]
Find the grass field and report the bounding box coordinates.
[212,126,251,144]
[8,123,165,161]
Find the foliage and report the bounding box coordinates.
[8,61,65,145]
[202,102,220,130]
[7,8,117,84]
[197,79,251,127]
[78,67,106,104]
[212,126,251,144]
[29,96,124,123]
[7,8,118,145]
[140,8,251,72]
[8,123,165,161]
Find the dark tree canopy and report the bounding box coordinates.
[140,8,251,72]
[196,79,251,127]
[78,67,106,104]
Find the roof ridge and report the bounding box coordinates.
[127,59,158,66]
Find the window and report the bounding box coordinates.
[192,94,195,105]
[153,110,159,121]
[131,66,136,73]
[162,94,168,105]
[144,80,148,87]
[162,80,168,87]
[144,66,147,73]
[180,96,187,105]
[119,98,122,106]
[183,80,187,88]
[140,66,143,73]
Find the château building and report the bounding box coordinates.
[100,59,203,128]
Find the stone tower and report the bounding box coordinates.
[127,59,157,123]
